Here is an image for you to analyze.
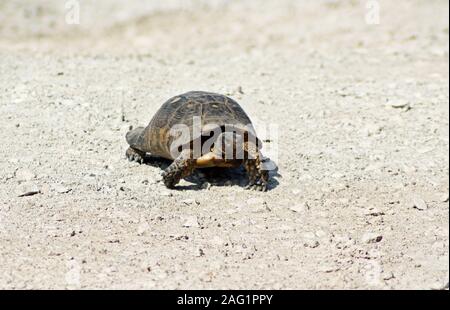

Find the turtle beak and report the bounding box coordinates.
[212,132,244,160]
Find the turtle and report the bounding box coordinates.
[125,91,269,191]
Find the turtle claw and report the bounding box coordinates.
[245,180,268,192]
[126,147,145,164]
[162,167,183,189]
[161,150,195,189]
[129,155,144,164]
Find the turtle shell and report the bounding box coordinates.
[130,91,261,160]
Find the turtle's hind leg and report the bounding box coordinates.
[162,149,195,189]
[243,142,269,191]
[126,147,146,164]
[125,126,147,164]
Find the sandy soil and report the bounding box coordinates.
[0,0,448,289]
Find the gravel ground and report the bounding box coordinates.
[0,0,448,289]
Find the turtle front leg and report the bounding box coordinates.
[126,147,146,164]
[243,142,269,191]
[162,149,195,189]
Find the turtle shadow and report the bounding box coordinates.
[142,155,280,191]
[142,155,172,170]
[177,167,280,192]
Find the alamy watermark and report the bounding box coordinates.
[365,0,380,25]
[65,0,80,25]
[65,259,81,289]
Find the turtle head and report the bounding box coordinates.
[211,132,244,160]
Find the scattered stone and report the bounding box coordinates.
[14,168,35,182]
[439,192,449,203]
[180,198,200,206]
[172,235,189,241]
[383,272,395,281]
[196,248,205,257]
[289,202,308,213]
[410,197,428,210]
[388,100,411,110]
[19,189,39,197]
[362,233,383,244]
[302,232,320,248]
[53,184,71,194]
[364,208,385,216]
[17,184,40,197]
[182,216,200,228]
[304,240,320,248]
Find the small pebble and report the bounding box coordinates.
[17,183,40,197]
[364,208,385,216]
[137,221,150,236]
[54,184,71,194]
[388,100,410,109]
[196,248,205,257]
[290,202,308,213]
[410,197,428,210]
[182,216,200,228]
[383,272,395,281]
[439,192,449,203]
[18,190,40,197]
[180,199,200,206]
[302,232,320,248]
[362,233,383,244]
[304,240,320,248]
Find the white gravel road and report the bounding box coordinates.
[0,0,448,289]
